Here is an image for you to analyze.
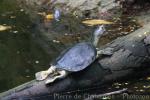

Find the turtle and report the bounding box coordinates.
[35,25,114,84]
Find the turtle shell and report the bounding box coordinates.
[55,42,97,72]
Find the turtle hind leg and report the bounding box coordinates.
[35,70,51,81]
[35,65,56,81]
[45,70,68,84]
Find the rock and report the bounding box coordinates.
[17,0,119,18]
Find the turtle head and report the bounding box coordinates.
[93,25,106,46]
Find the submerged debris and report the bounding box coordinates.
[37,12,46,16]
[146,77,150,80]
[10,16,16,19]
[13,31,18,34]
[20,9,24,12]
[0,25,12,31]
[35,61,39,64]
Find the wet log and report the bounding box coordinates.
[0,20,150,100]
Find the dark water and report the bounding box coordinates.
[0,0,52,92]
[0,0,150,99]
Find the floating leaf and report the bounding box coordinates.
[45,14,54,20]
[82,19,113,26]
[0,25,12,31]
[147,77,150,80]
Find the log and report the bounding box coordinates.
[0,20,150,100]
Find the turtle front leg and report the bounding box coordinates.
[96,47,114,58]
[35,65,56,81]
[45,70,68,84]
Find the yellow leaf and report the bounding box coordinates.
[37,12,54,20]
[0,25,12,31]
[82,19,113,26]
[45,14,54,20]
